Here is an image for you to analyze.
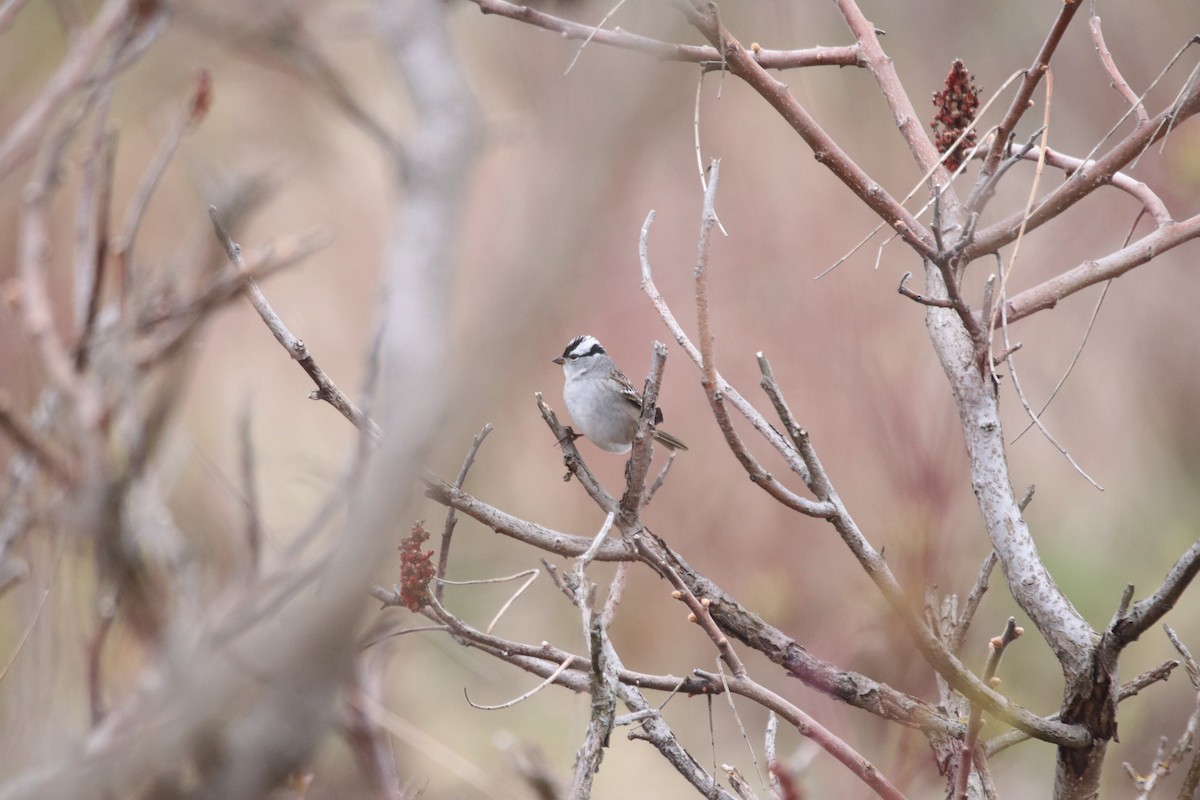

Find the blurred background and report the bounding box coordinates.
[2,0,1200,797]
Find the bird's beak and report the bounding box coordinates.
[552,356,565,365]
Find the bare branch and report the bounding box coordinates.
[422,474,635,563]
[946,550,1000,656]
[209,207,379,438]
[640,214,817,487]
[0,0,151,181]
[980,0,1084,178]
[694,667,907,800]
[1089,10,1149,126]
[1110,540,1200,647]
[113,68,212,300]
[968,83,1200,261]
[673,1,936,257]
[471,0,861,70]
[898,271,956,308]
[618,343,667,527]
[1011,145,1171,226]
[653,155,1088,747]
[834,0,952,189]
[1002,214,1200,324]
[437,423,493,603]
[465,655,576,711]
[1122,630,1200,799]
[954,619,1022,799]
[986,659,1180,756]
[642,201,834,519]
[423,467,961,738]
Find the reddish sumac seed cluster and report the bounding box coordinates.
[398,522,436,611]
[931,59,982,172]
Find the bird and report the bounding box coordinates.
[553,334,688,453]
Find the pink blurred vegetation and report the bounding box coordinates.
[2,1,1200,798]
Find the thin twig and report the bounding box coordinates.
[1166,626,1200,688]
[618,344,667,527]
[947,550,999,656]
[1011,209,1141,443]
[980,0,1082,177]
[563,0,629,76]
[437,423,493,603]
[692,73,729,237]
[208,207,379,438]
[1089,6,1148,126]
[954,618,1022,799]
[999,279,1104,490]
[472,0,860,70]
[0,0,141,181]
[0,588,51,684]
[72,86,115,370]
[637,537,745,678]
[651,165,834,519]
[715,659,767,790]
[898,271,956,308]
[644,449,677,506]
[690,663,908,800]
[464,655,575,710]
[640,215,819,491]
[113,68,211,304]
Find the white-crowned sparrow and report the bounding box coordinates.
[553,334,688,453]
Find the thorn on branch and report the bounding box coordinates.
[1018,484,1036,511]
[992,342,1022,364]
[898,272,956,308]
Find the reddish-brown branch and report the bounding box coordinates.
[967,85,1200,260]
[834,0,953,192]
[1007,145,1172,226]
[1002,214,1200,323]
[694,667,908,800]
[673,1,935,258]
[981,0,1084,178]
[1090,12,1149,126]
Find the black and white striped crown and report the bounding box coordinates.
[561,334,606,361]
